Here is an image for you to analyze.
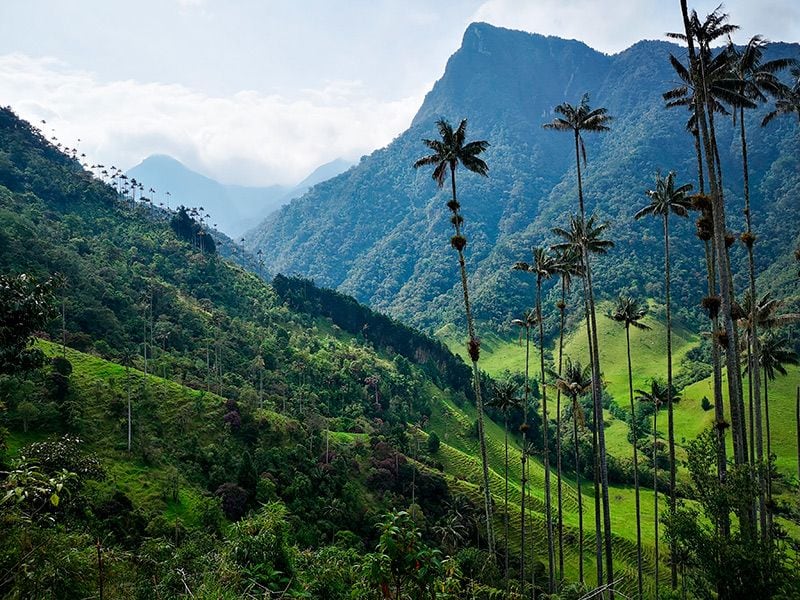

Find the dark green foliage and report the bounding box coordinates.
[170,206,216,254]
[272,274,473,398]
[665,429,800,599]
[365,510,443,599]
[0,273,59,374]
[426,431,440,454]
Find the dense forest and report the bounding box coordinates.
[2,2,800,599]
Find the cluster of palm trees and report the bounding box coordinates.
[414,2,799,598]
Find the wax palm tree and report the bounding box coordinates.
[728,40,793,514]
[543,94,611,218]
[551,246,583,580]
[552,213,614,589]
[515,247,558,592]
[555,358,592,584]
[545,95,615,591]
[414,118,495,555]
[636,379,677,599]
[635,170,692,550]
[675,2,749,485]
[489,379,522,583]
[510,308,537,588]
[607,295,651,600]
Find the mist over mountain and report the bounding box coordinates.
[249,22,800,332]
[128,154,351,238]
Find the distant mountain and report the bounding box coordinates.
[244,158,353,234]
[248,22,800,332]
[285,158,354,203]
[127,155,351,238]
[126,154,286,237]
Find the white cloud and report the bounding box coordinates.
[472,0,799,53]
[0,53,424,186]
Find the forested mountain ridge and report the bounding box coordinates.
[249,23,800,332]
[0,105,514,595]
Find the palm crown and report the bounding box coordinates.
[555,358,592,401]
[543,93,612,165]
[413,118,489,187]
[635,379,680,410]
[489,380,522,414]
[635,171,693,221]
[608,296,652,331]
[552,214,614,256]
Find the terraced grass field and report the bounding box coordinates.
[434,301,800,593]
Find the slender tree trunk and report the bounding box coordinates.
[505,414,509,585]
[705,241,730,539]
[521,325,530,588]
[574,131,585,217]
[448,164,494,557]
[741,108,768,539]
[654,406,660,599]
[592,405,603,591]
[626,326,644,600]
[585,254,614,594]
[536,278,555,593]
[764,363,773,534]
[556,282,567,582]
[748,342,756,466]
[581,276,603,588]
[663,212,678,589]
[572,400,584,584]
[529,455,537,600]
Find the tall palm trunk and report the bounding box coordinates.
[581,277,603,588]
[574,131,585,217]
[740,105,768,538]
[653,403,660,599]
[585,252,614,594]
[521,324,530,588]
[536,277,555,593]
[572,397,584,584]
[504,413,510,585]
[448,164,494,556]
[662,211,678,589]
[764,362,774,525]
[705,241,728,485]
[555,282,567,581]
[625,325,644,600]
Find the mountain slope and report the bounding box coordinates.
[249,23,800,332]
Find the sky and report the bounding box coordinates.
[1,0,797,186]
